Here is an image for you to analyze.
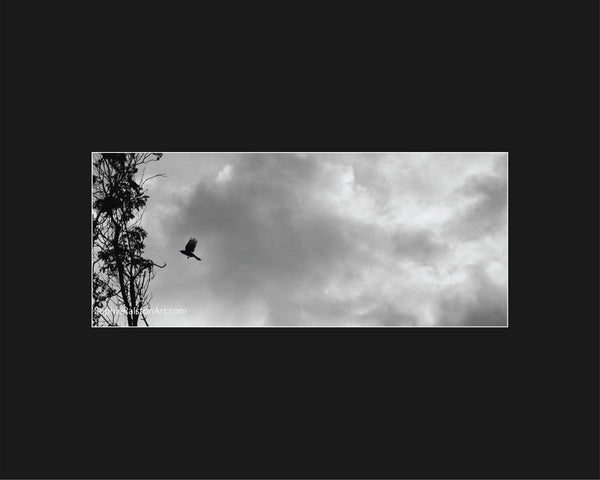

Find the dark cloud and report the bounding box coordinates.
[448,158,508,240]
[358,304,419,326]
[150,154,370,325]
[391,228,448,263]
[437,265,507,326]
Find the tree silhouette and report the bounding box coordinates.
[92,153,166,326]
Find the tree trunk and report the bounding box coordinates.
[112,221,134,325]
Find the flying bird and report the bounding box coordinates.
[180,237,201,261]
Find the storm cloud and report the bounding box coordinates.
[138,152,508,326]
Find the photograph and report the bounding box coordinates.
[3,2,598,478]
[92,152,508,327]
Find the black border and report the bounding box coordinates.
[1,2,598,478]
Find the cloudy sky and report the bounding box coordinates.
[138,152,507,327]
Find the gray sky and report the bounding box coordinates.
[139,153,508,326]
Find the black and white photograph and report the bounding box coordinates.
[92,152,508,327]
[3,3,598,478]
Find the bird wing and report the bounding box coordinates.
[185,237,197,253]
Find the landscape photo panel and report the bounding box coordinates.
[92,152,508,327]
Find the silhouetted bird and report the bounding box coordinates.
[180,237,201,261]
